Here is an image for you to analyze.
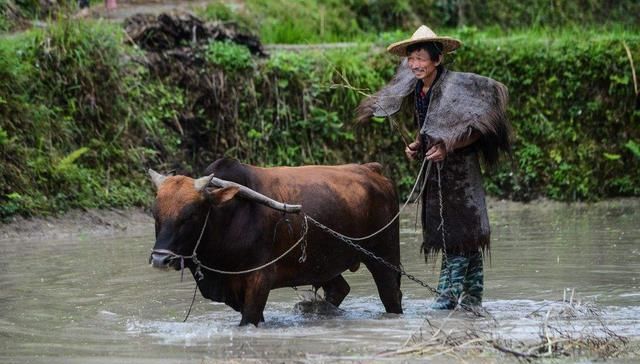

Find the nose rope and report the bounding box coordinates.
[151,209,308,323]
[150,209,211,282]
[191,209,211,261]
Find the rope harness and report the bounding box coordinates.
[152,158,457,321]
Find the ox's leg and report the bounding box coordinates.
[239,273,270,326]
[321,274,351,307]
[364,260,403,314]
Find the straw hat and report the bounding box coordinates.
[387,25,461,56]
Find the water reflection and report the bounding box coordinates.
[0,199,638,362]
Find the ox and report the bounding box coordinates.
[148,158,402,326]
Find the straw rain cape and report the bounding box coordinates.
[357,60,513,256]
[357,60,512,167]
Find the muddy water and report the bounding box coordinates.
[1,200,639,363]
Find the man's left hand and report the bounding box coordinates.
[425,144,446,162]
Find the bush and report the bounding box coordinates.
[205,40,254,72]
[195,0,640,44]
[0,20,151,219]
[447,28,640,200]
[1,18,638,220]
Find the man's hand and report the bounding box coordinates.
[405,141,421,160]
[425,143,446,162]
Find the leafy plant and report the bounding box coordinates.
[1,18,639,220]
[205,40,254,73]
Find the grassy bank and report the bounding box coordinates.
[196,0,640,44]
[3,0,639,36]
[0,19,639,219]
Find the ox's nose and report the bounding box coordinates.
[149,252,172,268]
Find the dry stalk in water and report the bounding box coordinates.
[380,293,631,360]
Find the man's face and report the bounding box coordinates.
[407,48,440,81]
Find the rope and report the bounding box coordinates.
[306,158,431,242]
[196,217,308,275]
[304,158,441,295]
[157,158,431,277]
[155,158,439,321]
[183,282,199,322]
[152,212,308,276]
[155,157,437,324]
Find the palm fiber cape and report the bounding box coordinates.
[357,60,513,257]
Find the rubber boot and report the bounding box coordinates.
[435,256,449,293]
[461,251,484,307]
[431,254,469,310]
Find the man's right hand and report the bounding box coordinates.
[405,141,421,160]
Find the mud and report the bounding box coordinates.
[124,11,265,55]
[0,207,152,241]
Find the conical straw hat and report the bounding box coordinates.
[387,25,461,56]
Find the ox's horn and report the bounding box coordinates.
[194,175,302,213]
[194,174,214,192]
[148,169,167,189]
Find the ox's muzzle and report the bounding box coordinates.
[149,249,183,270]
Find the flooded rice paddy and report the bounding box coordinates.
[1,199,639,362]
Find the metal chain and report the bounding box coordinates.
[169,158,443,323]
[436,162,450,285]
[307,216,439,295]
[298,227,308,263]
[166,157,442,325]
[301,158,441,295]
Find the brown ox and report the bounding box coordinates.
[148,158,402,326]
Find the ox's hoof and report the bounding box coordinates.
[293,299,344,316]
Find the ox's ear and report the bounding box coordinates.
[148,169,166,189]
[204,186,240,206]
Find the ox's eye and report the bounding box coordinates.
[177,210,198,225]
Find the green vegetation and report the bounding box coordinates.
[0,21,150,218]
[205,40,253,72]
[345,0,640,31]
[197,0,639,44]
[3,0,639,36]
[448,27,640,200]
[0,4,639,219]
[0,0,76,31]
[199,0,361,44]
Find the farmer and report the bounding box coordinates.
[357,25,512,309]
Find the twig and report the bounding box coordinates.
[330,72,412,147]
[490,341,539,359]
[388,291,631,360]
[310,45,413,147]
[543,308,553,355]
[623,41,638,95]
[569,288,575,304]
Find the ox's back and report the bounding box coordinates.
[205,159,397,222]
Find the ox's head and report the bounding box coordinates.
[148,169,240,270]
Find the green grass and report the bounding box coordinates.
[1,15,638,219]
[195,0,640,44]
[199,0,363,44]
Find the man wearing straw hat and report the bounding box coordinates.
[357,25,512,310]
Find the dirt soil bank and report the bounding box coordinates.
[0,207,153,241]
